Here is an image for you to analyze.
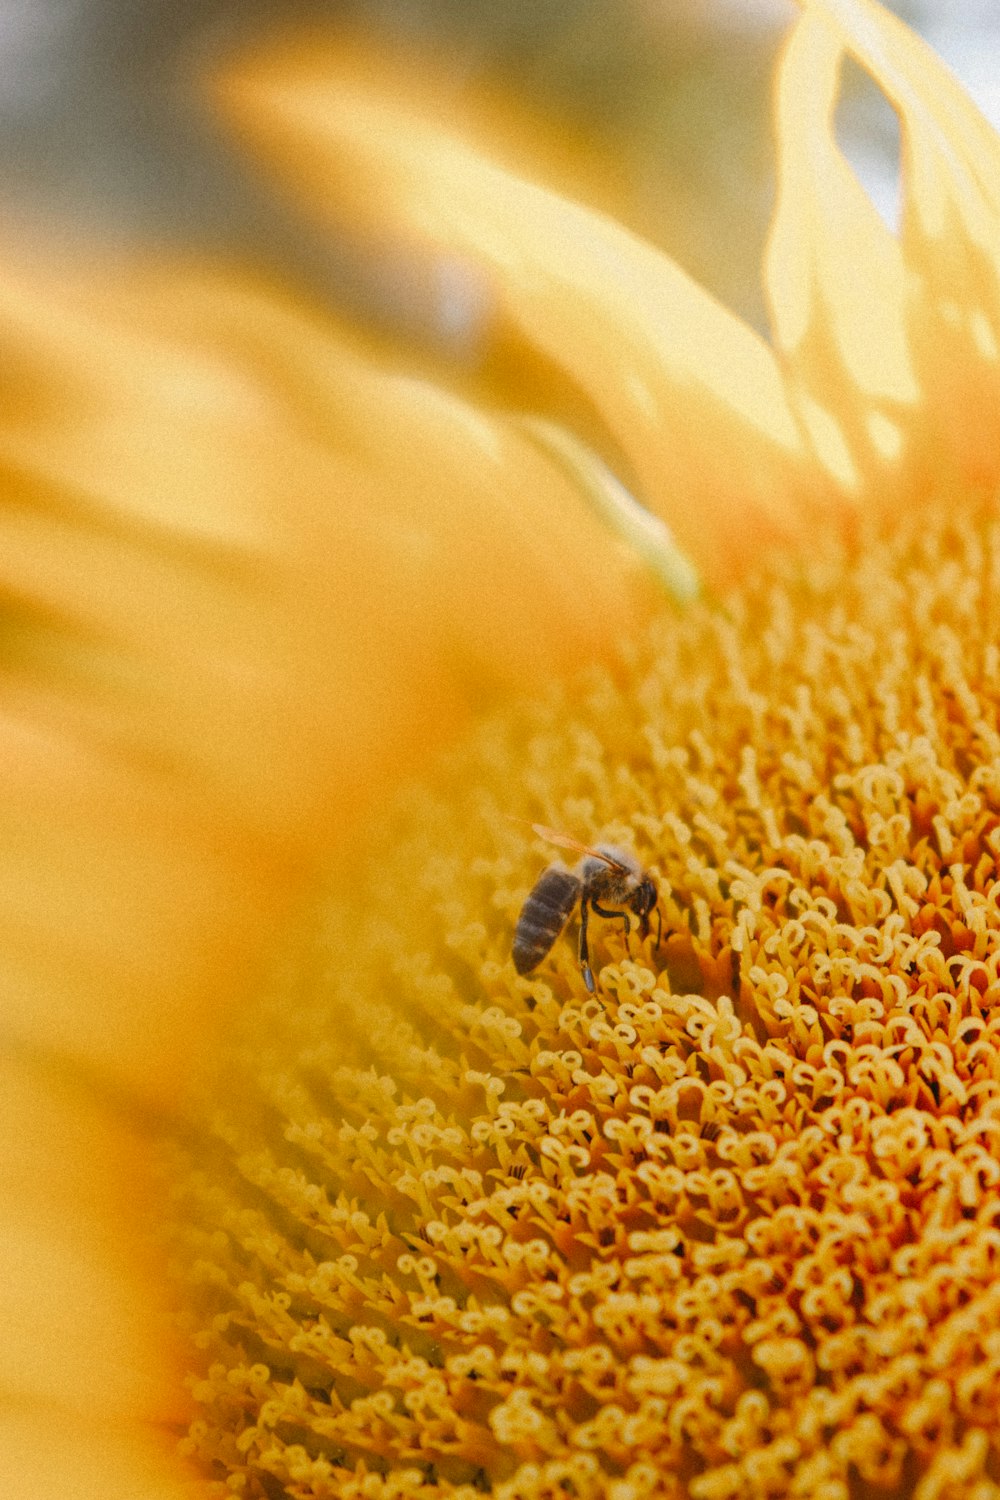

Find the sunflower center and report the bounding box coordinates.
[168,500,1000,1500]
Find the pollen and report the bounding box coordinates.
[168,498,1000,1500]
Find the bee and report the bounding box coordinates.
[512,824,659,992]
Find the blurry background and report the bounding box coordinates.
[1,0,996,338]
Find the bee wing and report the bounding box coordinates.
[530,823,630,872]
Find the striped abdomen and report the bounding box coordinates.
[512,865,581,976]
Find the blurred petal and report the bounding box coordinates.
[2,1412,188,1500]
[766,8,917,486]
[768,0,1000,498]
[0,252,642,1498]
[0,1054,191,1500]
[0,254,645,1095]
[214,44,844,585]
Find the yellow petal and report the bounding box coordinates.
[0,251,643,1499]
[766,7,917,489]
[0,1054,192,1500]
[1,1411,190,1500]
[214,43,845,586]
[769,0,1000,499]
[0,252,649,1085]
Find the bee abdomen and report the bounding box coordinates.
[512,866,581,976]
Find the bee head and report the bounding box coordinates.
[630,876,658,939]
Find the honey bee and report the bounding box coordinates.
[512,824,659,992]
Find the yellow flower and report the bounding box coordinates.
[5,1,1000,1498]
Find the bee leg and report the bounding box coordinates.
[654,906,663,950]
[579,897,595,992]
[592,898,630,956]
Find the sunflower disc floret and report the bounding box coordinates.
[169,501,1000,1500]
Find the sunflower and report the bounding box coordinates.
[4,2,1000,1498]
